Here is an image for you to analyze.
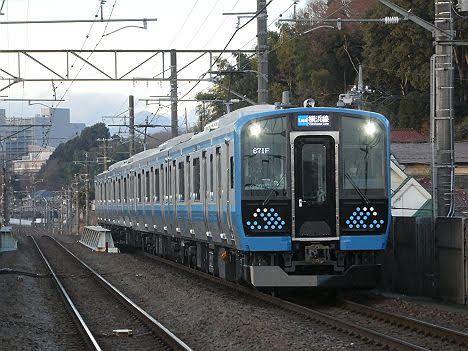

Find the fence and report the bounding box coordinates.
[377,216,467,305]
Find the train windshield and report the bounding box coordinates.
[241,116,288,198]
[340,116,387,198]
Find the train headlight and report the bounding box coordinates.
[249,123,262,137]
[363,122,377,136]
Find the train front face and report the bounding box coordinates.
[235,108,390,289]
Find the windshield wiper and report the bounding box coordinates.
[262,173,286,207]
[345,173,370,205]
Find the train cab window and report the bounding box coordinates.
[241,116,288,198]
[178,161,185,202]
[340,116,387,197]
[230,156,234,189]
[193,158,200,201]
[154,168,160,201]
[145,170,150,202]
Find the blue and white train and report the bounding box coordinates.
[96,105,391,289]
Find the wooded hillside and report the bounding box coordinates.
[197,0,467,139]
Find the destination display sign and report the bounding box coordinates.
[297,114,330,127]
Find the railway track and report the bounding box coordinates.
[337,300,468,350]
[138,250,468,351]
[30,235,192,351]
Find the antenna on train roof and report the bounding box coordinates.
[275,91,294,109]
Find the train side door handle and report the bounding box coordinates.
[299,199,306,208]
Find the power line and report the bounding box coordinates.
[201,0,242,48]
[179,0,274,102]
[186,0,221,48]
[168,0,200,47]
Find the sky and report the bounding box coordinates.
[0,0,304,131]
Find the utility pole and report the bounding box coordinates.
[433,0,455,216]
[376,0,456,217]
[170,49,178,138]
[129,96,135,156]
[129,95,135,156]
[97,137,114,170]
[103,138,108,170]
[257,0,269,104]
[66,186,71,235]
[2,154,9,225]
[184,108,188,133]
[74,174,79,235]
[85,152,89,226]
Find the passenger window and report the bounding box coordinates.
[137,173,142,203]
[178,162,185,201]
[216,148,221,198]
[124,177,127,202]
[164,166,167,199]
[209,153,214,193]
[186,157,191,200]
[193,158,200,201]
[155,168,160,201]
[145,170,150,202]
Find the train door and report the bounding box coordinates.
[190,154,204,240]
[153,166,163,232]
[215,146,226,239]
[176,158,190,237]
[202,151,211,237]
[161,164,167,231]
[290,132,339,240]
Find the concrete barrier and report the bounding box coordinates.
[378,216,467,305]
[79,226,119,253]
[0,226,17,252]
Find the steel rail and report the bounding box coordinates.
[48,236,192,351]
[342,300,468,348]
[138,251,427,351]
[29,235,102,351]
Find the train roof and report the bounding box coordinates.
[106,105,275,174]
[103,105,388,176]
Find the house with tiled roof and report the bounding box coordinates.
[391,128,427,144]
[390,142,468,217]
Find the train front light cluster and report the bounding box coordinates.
[344,206,385,230]
[246,207,285,231]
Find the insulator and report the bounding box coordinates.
[384,16,400,24]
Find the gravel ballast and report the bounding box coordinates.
[345,291,468,334]
[57,235,374,351]
[0,229,84,350]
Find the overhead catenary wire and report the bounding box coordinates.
[179,0,274,102]
[168,0,201,47]
[201,0,242,48]
[186,0,221,48]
